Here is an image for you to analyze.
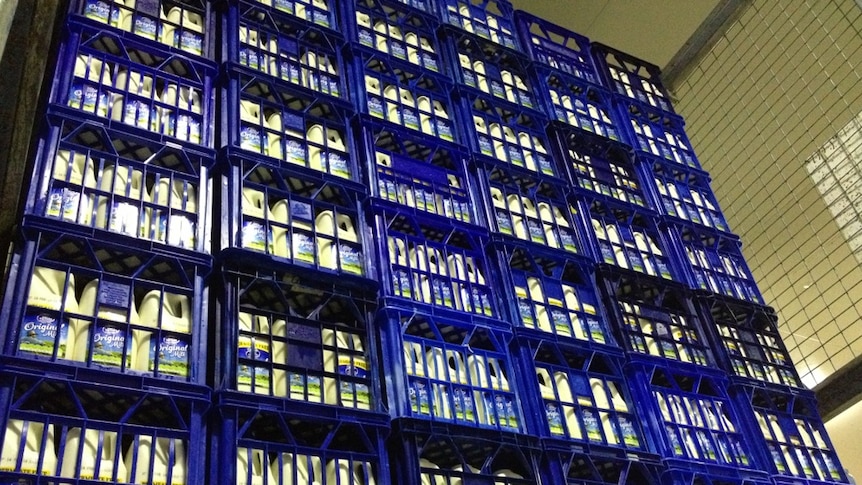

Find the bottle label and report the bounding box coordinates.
[508,146,524,166]
[328,153,350,179]
[134,17,158,40]
[339,244,363,275]
[546,402,564,435]
[391,43,406,60]
[527,220,545,243]
[241,221,270,252]
[84,0,111,23]
[518,299,534,326]
[422,53,438,72]
[291,373,322,400]
[550,308,570,334]
[312,11,330,29]
[410,380,430,415]
[395,270,412,298]
[109,201,140,237]
[478,135,493,157]
[538,155,554,175]
[452,387,475,421]
[19,313,71,357]
[403,109,419,131]
[600,243,616,264]
[358,29,374,47]
[91,323,130,367]
[619,416,640,447]
[583,409,602,442]
[490,80,505,99]
[436,119,453,142]
[292,233,316,264]
[180,31,203,56]
[285,140,305,166]
[149,335,189,377]
[240,126,263,153]
[338,356,369,406]
[668,425,684,455]
[559,231,577,253]
[47,188,82,222]
[275,0,295,15]
[368,97,384,118]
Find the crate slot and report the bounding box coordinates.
[362,122,477,226]
[619,103,699,170]
[593,43,675,114]
[230,2,347,100]
[77,0,212,58]
[349,0,444,74]
[58,22,214,147]
[513,11,599,85]
[538,69,621,142]
[495,246,611,345]
[644,157,729,232]
[250,0,337,32]
[547,451,661,485]
[226,155,368,277]
[438,0,519,52]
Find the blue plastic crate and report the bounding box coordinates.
[491,244,614,347]
[24,116,213,257]
[220,151,372,280]
[584,197,680,281]
[345,0,445,76]
[0,369,208,485]
[357,119,481,227]
[672,224,764,306]
[697,296,802,390]
[616,101,701,170]
[372,209,498,319]
[513,10,600,86]
[627,364,760,475]
[477,165,589,258]
[554,129,651,210]
[536,68,623,143]
[598,269,714,368]
[72,0,214,59]
[730,386,847,484]
[592,43,676,114]
[542,450,663,485]
[222,66,359,182]
[639,155,731,233]
[216,262,386,420]
[52,20,216,148]
[244,0,340,34]
[0,226,211,387]
[351,50,460,146]
[460,89,559,179]
[213,404,389,485]
[661,469,772,485]
[225,1,350,103]
[515,338,651,454]
[445,27,540,112]
[389,419,540,485]
[378,308,522,430]
[437,0,520,53]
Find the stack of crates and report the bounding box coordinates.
[0,1,217,484]
[0,1,852,485]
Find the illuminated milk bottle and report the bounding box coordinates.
[518,133,537,172]
[605,225,629,269]
[159,6,204,54]
[241,188,272,253]
[322,324,369,409]
[147,175,197,248]
[456,5,473,32]
[419,458,445,485]
[237,312,271,394]
[315,210,360,274]
[494,469,523,485]
[388,237,411,298]
[70,55,112,117]
[112,70,156,130]
[134,290,192,377]
[126,436,186,485]
[325,459,375,485]
[537,202,560,249]
[263,111,284,160]
[270,318,288,397]
[406,32,434,69]
[552,370,582,439]
[409,245,439,304]
[526,277,551,332]
[94,163,145,238]
[240,100,264,153]
[1,419,57,476]
[302,52,336,94]
[61,428,125,481]
[306,124,347,176]
[236,448,272,485]
[450,463,481,485]
[48,150,96,224]
[590,378,621,445]
[562,285,586,339]
[425,347,453,420]
[468,354,511,426]
[506,194,528,240]
[521,198,542,245]
[160,84,202,144]
[22,267,79,359]
[270,453,322,485]
[76,278,139,366]
[450,254,487,314]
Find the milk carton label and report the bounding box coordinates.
[69,84,108,116]
[291,373,321,400]
[47,188,82,222]
[560,231,578,253]
[180,32,203,56]
[312,11,329,28]
[275,0,295,15]
[436,120,453,142]
[546,402,564,435]
[527,220,545,243]
[507,146,523,166]
[285,139,305,166]
[358,29,374,47]
[368,97,384,118]
[403,109,419,131]
[452,387,475,421]
[462,71,477,88]
[550,309,570,334]
[587,318,605,342]
[519,92,534,109]
[410,381,430,414]
[338,356,369,406]
[283,62,300,85]
[478,135,493,156]
[538,155,554,175]
[242,221,271,252]
[422,54,438,72]
[490,80,505,99]
[327,153,350,179]
[240,126,263,153]
[518,299,534,325]
[619,416,640,447]
[134,17,158,40]
[293,233,315,264]
[91,323,130,367]
[150,335,189,377]
[19,313,70,357]
[84,0,111,22]
[391,43,406,60]
[339,245,363,275]
[583,409,602,442]
[600,243,616,264]
[656,260,672,279]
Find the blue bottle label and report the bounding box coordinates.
[275,0,294,15]
[403,109,419,131]
[240,126,263,153]
[327,153,350,179]
[518,299,534,326]
[339,244,363,275]
[619,416,640,447]
[358,29,374,47]
[293,233,316,264]
[436,120,453,141]
[550,308,570,334]
[422,54,438,72]
[179,31,202,56]
[91,322,130,367]
[478,136,494,157]
[134,17,158,40]
[546,402,564,435]
[410,380,430,414]
[560,231,577,253]
[19,313,71,358]
[527,220,545,243]
[368,97,384,118]
[391,43,406,60]
[150,334,189,377]
[583,409,602,442]
[84,0,111,23]
[242,221,270,252]
[338,356,369,405]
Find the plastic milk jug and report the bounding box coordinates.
[61,428,125,481]
[126,436,186,485]
[23,267,79,359]
[1,419,57,476]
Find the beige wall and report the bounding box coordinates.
[826,399,862,480]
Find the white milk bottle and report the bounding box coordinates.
[61,428,125,481]
[23,267,80,359]
[147,175,197,248]
[1,419,57,476]
[236,448,272,485]
[135,290,191,377]
[76,278,139,366]
[48,150,96,224]
[237,312,271,394]
[126,436,186,485]
[95,163,144,238]
[322,325,369,409]
[270,453,321,485]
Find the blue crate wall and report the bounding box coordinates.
[490,244,614,347]
[357,119,482,227]
[213,404,389,485]
[437,0,520,53]
[378,308,523,431]
[476,165,589,258]
[615,100,701,171]
[344,0,446,76]
[513,10,600,86]
[638,154,731,234]
[224,1,350,104]
[0,226,211,388]
[583,196,682,282]
[72,0,215,60]
[597,269,715,369]
[542,450,663,485]
[444,27,540,113]
[591,43,676,115]
[0,369,208,485]
[52,20,216,148]
[535,68,624,144]
[221,66,361,183]
[372,209,498,319]
[242,0,340,34]
[388,419,540,485]
[695,296,802,390]
[553,129,651,210]
[626,364,763,478]
[671,223,764,307]
[24,117,213,257]
[216,262,386,422]
[662,470,773,485]
[350,50,461,147]
[514,337,655,456]
[220,152,373,281]
[730,386,848,484]
[459,89,560,179]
